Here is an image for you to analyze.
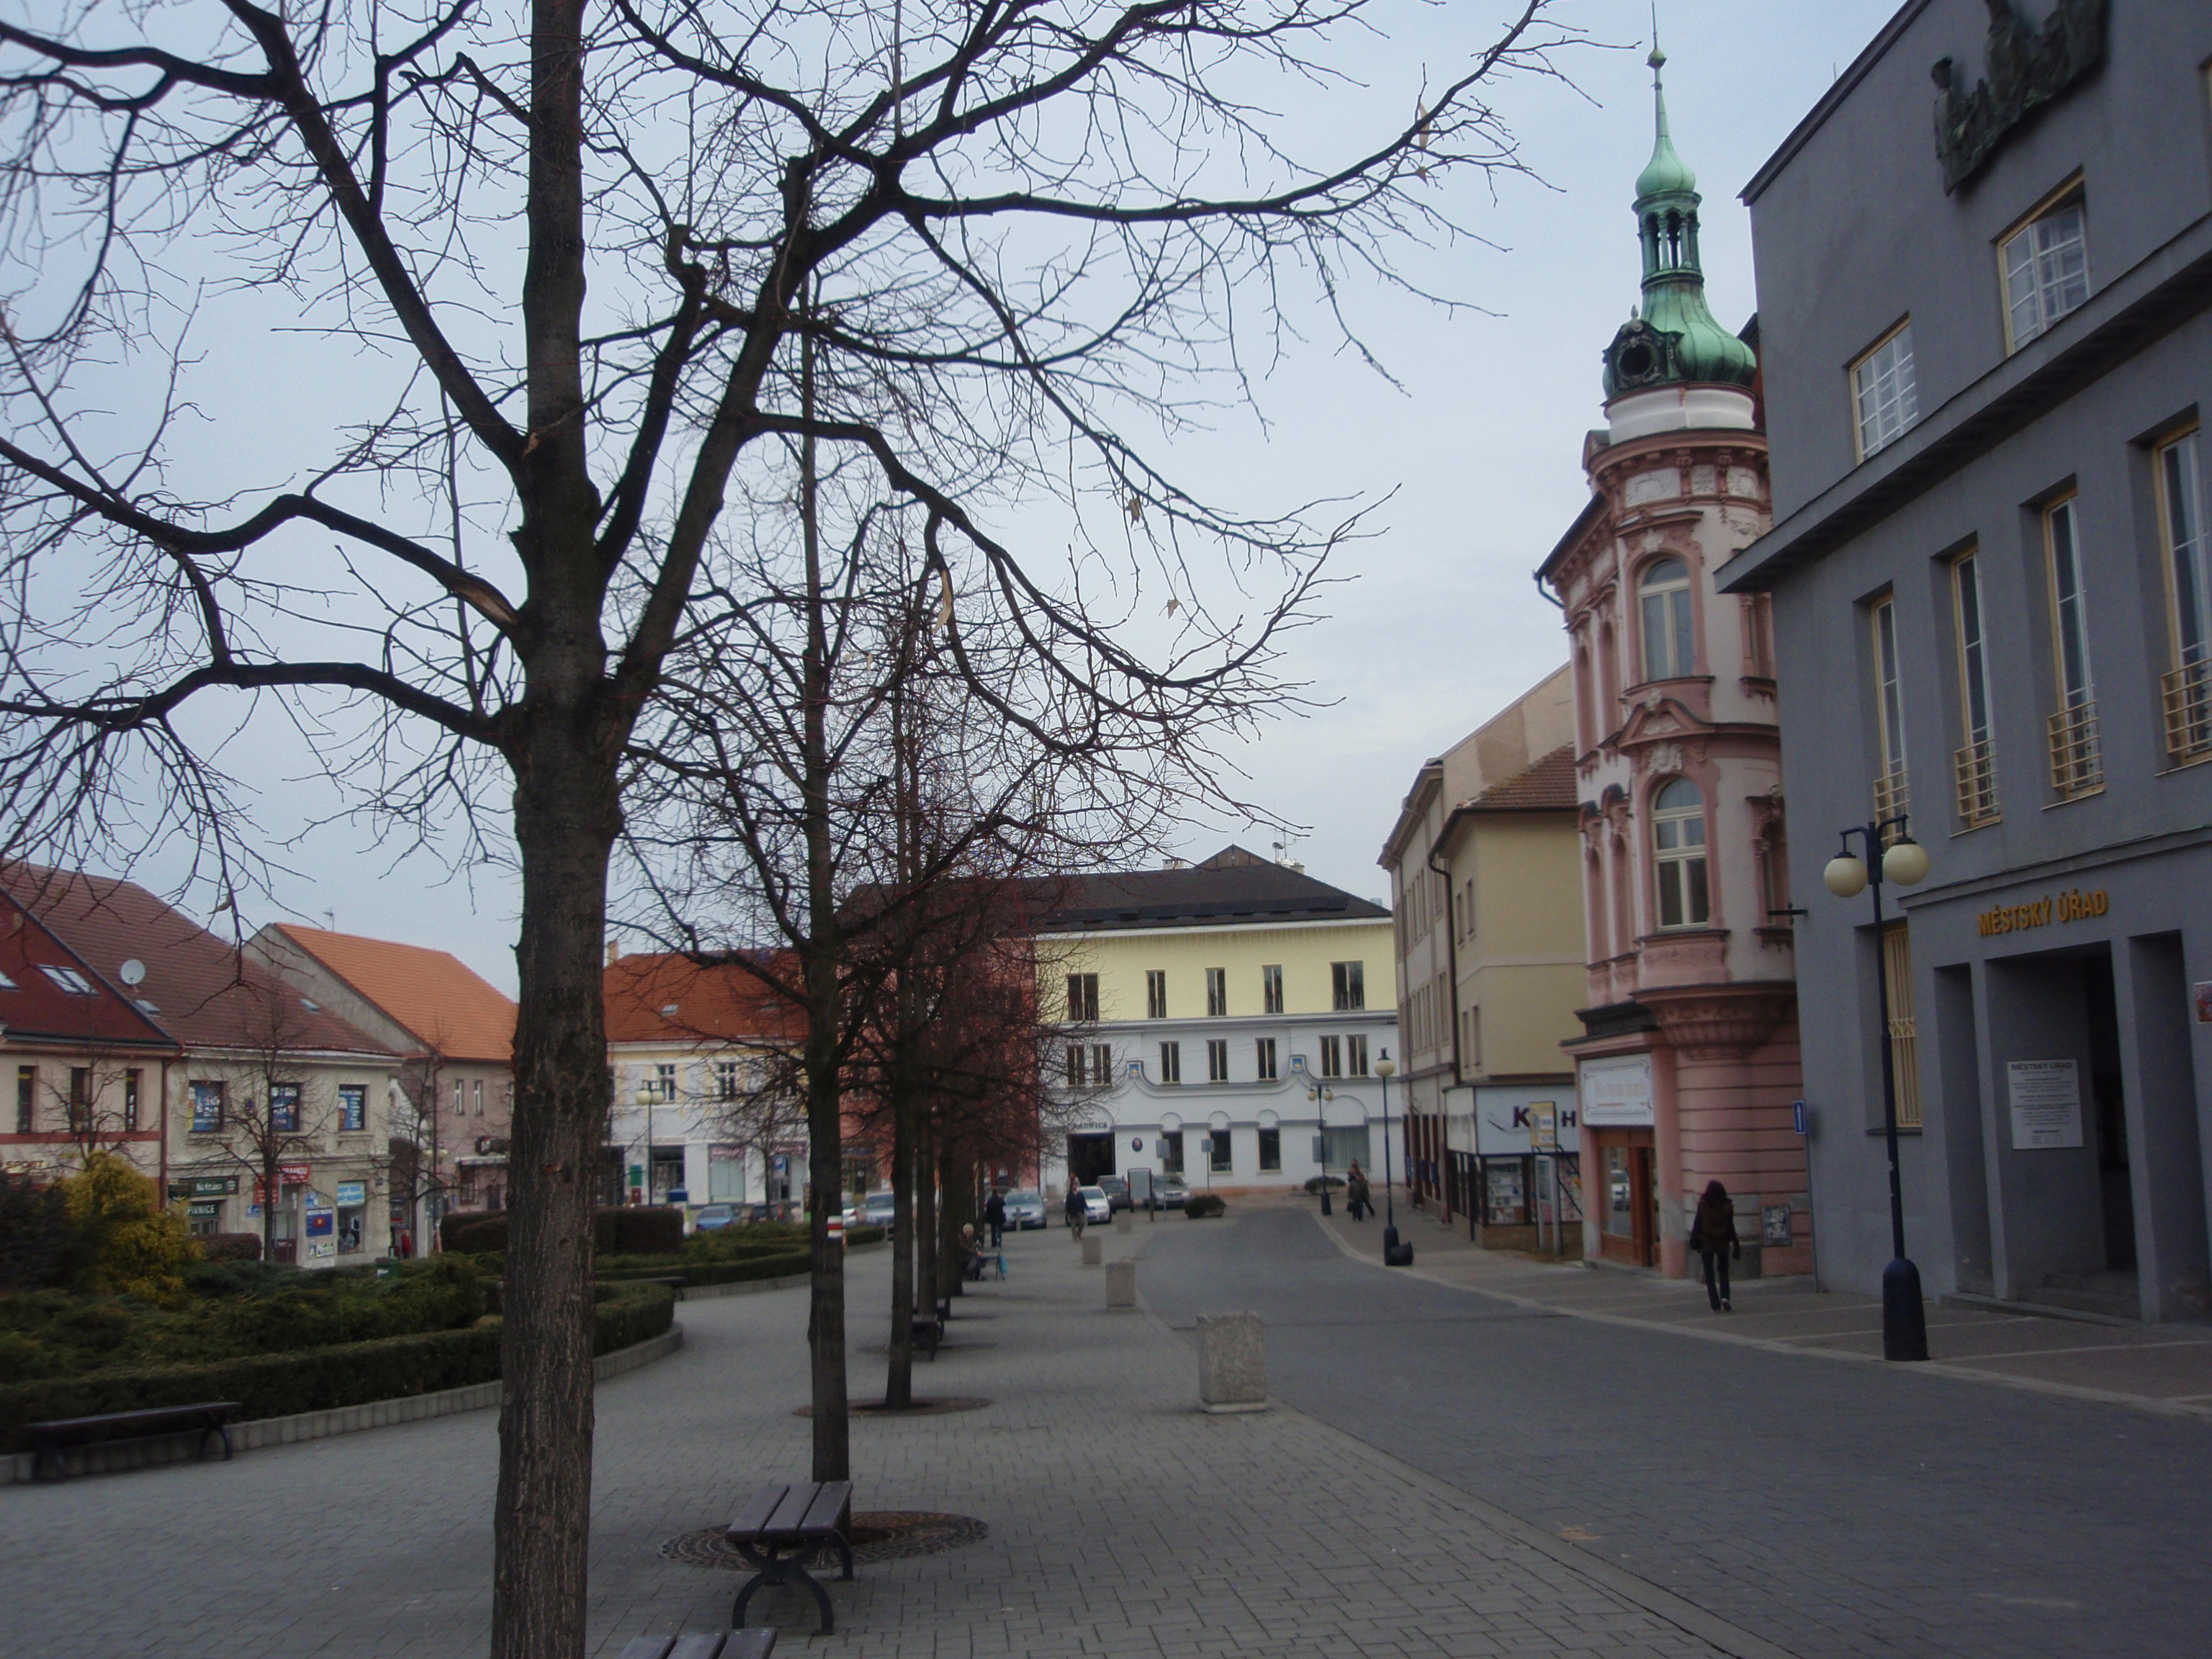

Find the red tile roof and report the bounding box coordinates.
[0,894,176,1051]
[1462,745,1580,813]
[605,952,804,1046]
[270,925,514,1063]
[1,868,392,1057]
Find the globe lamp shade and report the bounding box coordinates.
[1882,838,1931,887]
[1374,1053,1396,1079]
[1823,854,1869,899]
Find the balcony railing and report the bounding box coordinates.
[1954,738,2000,829]
[1872,765,1909,832]
[2163,660,2212,765]
[2046,701,2103,799]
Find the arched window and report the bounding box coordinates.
[1651,778,1709,928]
[1640,557,1695,682]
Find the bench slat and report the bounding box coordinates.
[728,1484,789,1538]
[29,1402,238,1434]
[798,1482,851,1534]
[728,1631,778,1659]
[667,1635,729,1659]
[617,1640,675,1659]
[763,1484,817,1535]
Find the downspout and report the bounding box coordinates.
[1426,807,1471,1221]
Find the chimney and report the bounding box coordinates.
[605,938,621,966]
[1163,858,1187,870]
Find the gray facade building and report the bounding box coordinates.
[1720,0,2212,1322]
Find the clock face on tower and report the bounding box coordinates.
[1605,318,1679,395]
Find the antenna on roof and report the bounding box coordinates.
[323,908,336,932]
[118,958,145,986]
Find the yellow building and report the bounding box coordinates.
[1040,848,1397,1194]
[1378,667,1588,1249]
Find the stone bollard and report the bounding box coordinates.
[1196,1312,1268,1413]
[1115,1210,1131,1235]
[1081,1235,1102,1268]
[1106,1259,1136,1310]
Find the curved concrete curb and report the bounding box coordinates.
[3,1325,685,1486]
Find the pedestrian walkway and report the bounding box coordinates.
[0,1220,1758,1658]
[1311,1190,2212,1418]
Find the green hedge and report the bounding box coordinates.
[596,1250,809,1288]
[1184,1194,1228,1218]
[844,1225,886,1249]
[442,1207,687,1256]
[0,1281,675,1453]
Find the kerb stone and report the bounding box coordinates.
[1197,1311,1267,1412]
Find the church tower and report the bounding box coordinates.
[1537,50,1810,1281]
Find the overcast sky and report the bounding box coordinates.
[93,0,1906,994]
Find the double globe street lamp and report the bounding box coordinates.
[1375,1049,1412,1266]
[1822,817,1933,1362]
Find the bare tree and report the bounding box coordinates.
[189,986,333,1262]
[389,1044,457,1253]
[0,4,1568,1650]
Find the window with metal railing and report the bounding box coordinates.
[2042,495,2102,798]
[1881,923,1923,1131]
[1870,595,1910,828]
[1951,551,2001,828]
[2156,430,2212,765]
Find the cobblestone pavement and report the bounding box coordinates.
[1314,1195,2212,1416]
[1,1225,1754,1659]
[1139,1201,2212,1659]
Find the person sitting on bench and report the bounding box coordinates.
[959,1223,989,1282]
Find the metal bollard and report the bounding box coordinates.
[1196,1312,1268,1413]
[1105,1259,1136,1310]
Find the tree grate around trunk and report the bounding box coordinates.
[791,1396,991,1416]
[662,1513,989,1567]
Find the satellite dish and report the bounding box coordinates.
[118,959,146,986]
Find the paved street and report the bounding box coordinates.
[1138,1200,2212,1659]
[1,1228,1744,1659]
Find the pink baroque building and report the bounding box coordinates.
[1536,50,1809,1280]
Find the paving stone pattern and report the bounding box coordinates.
[1,1224,1730,1659]
[1142,1202,2212,1659]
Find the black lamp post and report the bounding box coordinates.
[1822,816,1932,1362]
[1375,1050,1412,1266]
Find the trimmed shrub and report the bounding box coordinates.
[60,1155,198,1302]
[1184,1194,1228,1219]
[843,1226,886,1249]
[441,1211,507,1254]
[598,1206,684,1256]
[0,1176,72,1291]
[1301,1176,1346,1194]
[198,1233,264,1263]
[596,1250,809,1288]
[0,1275,677,1451]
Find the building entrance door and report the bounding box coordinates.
[1066,1132,1116,1187]
[1595,1130,1656,1266]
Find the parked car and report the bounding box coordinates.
[1096,1174,1131,1213]
[693,1203,739,1232]
[1155,1174,1191,1209]
[1078,1185,1112,1225]
[1002,1189,1047,1230]
[860,1191,898,1230]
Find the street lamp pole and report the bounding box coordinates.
[1823,817,1932,1362]
[1375,1051,1411,1266]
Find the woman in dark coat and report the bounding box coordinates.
[1687,1180,1740,1312]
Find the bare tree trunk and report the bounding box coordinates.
[914,1111,938,1321]
[885,1075,915,1408]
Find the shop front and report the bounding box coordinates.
[1578,1053,1658,1267]
[1443,1085,1583,1253]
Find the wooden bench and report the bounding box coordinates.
[909,1314,942,1359]
[26,1401,239,1483]
[620,1634,775,1659]
[726,1480,854,1633]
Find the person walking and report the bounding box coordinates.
[1689,1180,1741,1312]
[984,1187,1007,1248]
[1346,1162,1371,1223]
[1064,1184,1085,1238]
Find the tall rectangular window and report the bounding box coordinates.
[1652,778,1711,928]
[1952,551,2000,827]
[1145,970,1167,1020]
[1258,1128,1282,1172]
[2157,429,2212,762]
[1209,1130,1232,1174]
[1638,558,1696,681]
[716,1060,739,1100]
[1157,1041,1182,1084]
[123,1069,140,1132]
[270,1083,301,1133]
[1262,964,1284,1015]
[1871,595,1910,820]
[1852,323,1919,458]
[1066,1045,1086,1086]
[1091,1043,1112,1083]
[1346,1034,1370,1076]
[1206,1038,1229,1082]
[338,1084,367,1133]
[655,1063,678,1103]
[68,1067,91,1132]
[1318,1035,1343,1079]
[1255,1037,1277,1081]
[1331,961,1365,1012]
[16,1065,35,1133]
[1161,1130,1184,1173]
[2044,495,2101,797]
[189,1079,223,1133]
[1205,967,1227,1017]
[472,1079,484,1117]
[2002,197,2087,352]
[1882,923,1923,1130]
[1065,974,1099,1023]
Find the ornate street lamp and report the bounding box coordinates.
[1375,1050,1412,1267]
[1822,817,1933,1362]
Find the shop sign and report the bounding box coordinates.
[1762,1205,1793,1247]
[2195,982,2212,1025]
[2008,1058,2084,1150]
[1579,1055,1654,1127]
[1977,886,2108,938]
[304,1187,333,1211]
[167,1174,239,1200]
[1529,1104,1558,1151]
[186,1201,223,1219]
[307,1237,336,1259]
[335,1181,367,1207]
[305,1210,335,1236]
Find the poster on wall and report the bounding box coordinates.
[2195,981,2212,1025]
[2008,1059,2085,1149]
[1579,1055,1655,1127]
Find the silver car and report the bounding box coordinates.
[1078,1184,1112,1225]
[1001,1189,1047,1230]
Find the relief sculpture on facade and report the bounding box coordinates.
[1931,0,2108,193]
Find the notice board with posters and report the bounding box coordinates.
[2008,1058,2084,1149]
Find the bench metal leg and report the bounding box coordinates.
[731,1543,836,1636]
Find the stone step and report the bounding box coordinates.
[2018,1282,2139,1319]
